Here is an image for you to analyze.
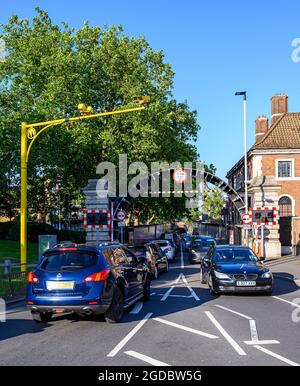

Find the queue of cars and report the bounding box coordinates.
[25,231,273,324]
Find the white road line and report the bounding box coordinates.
[180,243,184,269]
[205,311,247,356]
[249,319,258,341]
[160,273,200,301]
[130,301,143,314]
[272,296,300,308]
[150,292,156,296]
[153,317,219,339]
[254,345,299,366]
[107,312,153,357]
[124,350,171,366]
[161,286,175,301]
[245,340,280,345]
[214,305,252,320]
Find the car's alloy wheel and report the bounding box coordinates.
[105,287,124,323]
[143,275,151,301]
[31,311,52,323]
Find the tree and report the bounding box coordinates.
[202,188,225,220]
[0,8,199,223]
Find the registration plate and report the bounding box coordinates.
[46,281,75,290]
[236,281,256,287]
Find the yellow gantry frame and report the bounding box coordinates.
[20,105,146,272]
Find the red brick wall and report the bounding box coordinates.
[261,154,300,216]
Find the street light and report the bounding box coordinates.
[235,91,248,245]
[20,97,150,272]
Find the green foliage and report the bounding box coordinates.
[0,8,199,223]
[0,221,86,243]
[202,188,225,220]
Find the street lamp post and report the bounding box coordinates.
[20,98,149,272]
[235,91,248,246]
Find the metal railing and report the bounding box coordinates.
[0,262,36,300]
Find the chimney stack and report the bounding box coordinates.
[255,115,269,143]
[271,94,288,125]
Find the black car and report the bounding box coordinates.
[145,242,169,279]
[26,242,151,324]
[189,237,216,264]
[201,245,273,295]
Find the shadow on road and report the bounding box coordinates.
[0,318,52,342]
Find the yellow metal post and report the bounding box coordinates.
[20,122,28,272]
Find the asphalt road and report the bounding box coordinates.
[1,251,300,366]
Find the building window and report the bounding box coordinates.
[279,196,293,217]
[277,160,293,178]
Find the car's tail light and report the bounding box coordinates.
[27,272,39,283]
[165,248,171,251]
[83,269,110,283]
[146,256,152,263]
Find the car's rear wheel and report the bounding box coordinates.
[105,287,124,323]
[143,275,151,301]
[31,311,52,323]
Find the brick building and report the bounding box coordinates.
[226,94,300,255]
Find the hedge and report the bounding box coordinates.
[0,221,86,244]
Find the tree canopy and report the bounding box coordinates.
[0,8,200,223]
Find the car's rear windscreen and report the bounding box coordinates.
[40,252,98,271]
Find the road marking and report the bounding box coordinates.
[150,292,156,296]
[249,319,258,341]
[215,305,252,320]
[153,317,219,339]
[160,273,200,301]
[205,311,246,356]
[272,296,300,308]
[245,340,280,345]
[124,350,171,366]
[180,243,184,269]
[107,312,153,357]
[254,345,299,366]
[130,301,143,314]
[157,293,195,298]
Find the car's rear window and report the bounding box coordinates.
[41,252,98,271]
[194,240,215,247]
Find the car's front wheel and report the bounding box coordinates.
[31,311,52,323]
[105,287,124,323]
[208,275,219,296]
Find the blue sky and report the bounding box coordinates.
[1,0,300,179]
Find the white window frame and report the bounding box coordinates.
[276,159,295,180]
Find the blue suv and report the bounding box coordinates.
[26,242,151,323]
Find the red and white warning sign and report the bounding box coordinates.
[242,213,252,225]
[116,210,126,222]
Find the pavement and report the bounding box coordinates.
[1,251,300,366]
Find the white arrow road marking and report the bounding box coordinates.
[161,273,200,301]
[215,305,252,320]
[130,301,143,314]
[272,296,300,308]
[107,312,152,357]
[243,319,280,345]
[124,351,171,366]
[254,345,299,366]
[153,317,219,339]
[205,311,246,356]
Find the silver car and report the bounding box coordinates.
[151,240,176,262]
